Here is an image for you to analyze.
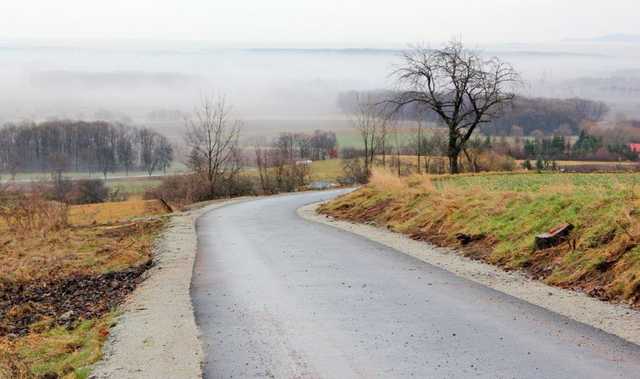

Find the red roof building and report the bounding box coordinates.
[629,143,640,153]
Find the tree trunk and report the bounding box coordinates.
[448,127,460,174]
[448,150,460,174]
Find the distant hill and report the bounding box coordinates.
[570,34,640,43]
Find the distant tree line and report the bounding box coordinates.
[520,131,637,162]
[271,130,338,161]
[338,91,608,136]
[0,120,173,179]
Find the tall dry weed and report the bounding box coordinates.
[369,168,408,192]
[0,189,68,237]
[406,174,437,193]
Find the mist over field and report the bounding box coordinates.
[2,38,640,139]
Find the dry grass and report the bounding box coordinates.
[0,197,170,378]
[68,199,169,226]
[0,192,69,237]
[320,171,640,307]
[369,168,409,192]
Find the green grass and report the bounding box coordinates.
[1,313,117,379]
[433,172,640,192]
[310,159,343,182]
[336,129,421,149]
[108,178,163,195]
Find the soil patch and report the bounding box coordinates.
[0,262,151,338]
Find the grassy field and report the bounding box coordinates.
[320,169,640,306]
[0,199,170,378]
[309,159,343,182]
[107,178,163,197]
[336,128,420,149]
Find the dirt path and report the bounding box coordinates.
[91,199,246,379]
[299,202,640,347]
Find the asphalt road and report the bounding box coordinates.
[192,190,640,378]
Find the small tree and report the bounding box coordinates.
[185,96,241,197]
[139,128,161,176]
[116,125,136,175]
[349,93,387,178]
[391,41,519,174]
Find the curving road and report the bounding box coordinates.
[192,190,640,378]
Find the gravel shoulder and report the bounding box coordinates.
[298,202,640,347]
[91,199,246,379]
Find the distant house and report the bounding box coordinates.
[629,143,640,153]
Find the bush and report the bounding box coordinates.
[72,179,109,204]
[146,173,259,206]
[145,174,205,205]
[464,151,516,173]
[340,148,369,184]
[49,175,73,202]
[225,174,258,197]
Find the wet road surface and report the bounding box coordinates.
[192,190,640,378]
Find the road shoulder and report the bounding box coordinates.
[91,199,245,379]
[298,202,640,347]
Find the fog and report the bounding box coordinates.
[2,39,640,138]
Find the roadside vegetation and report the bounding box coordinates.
[0,184,170,378]
[320,169,640,306]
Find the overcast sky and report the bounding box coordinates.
[0,0,638,47]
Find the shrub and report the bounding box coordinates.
[49,175,73,202]
[145,174,212,205]
[72,180,109,204]
[340,148,369,184]
[146,173,258,206]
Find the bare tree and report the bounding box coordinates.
[185,96,241,196]
[350,93,387,177]
[116,124,135,176]
[390,118,402,175]
[410,119,425,174]
[391,41,519,173]
[139,128,160,176]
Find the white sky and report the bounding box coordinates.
[0,0,638,46]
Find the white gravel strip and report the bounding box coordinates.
[91,199,246,379]
[299,202,640,347]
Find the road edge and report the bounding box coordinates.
[91,199,246,379]
[298,202,640,347]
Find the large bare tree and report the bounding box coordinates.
[391,41,519,174]
[185,96,241,196]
